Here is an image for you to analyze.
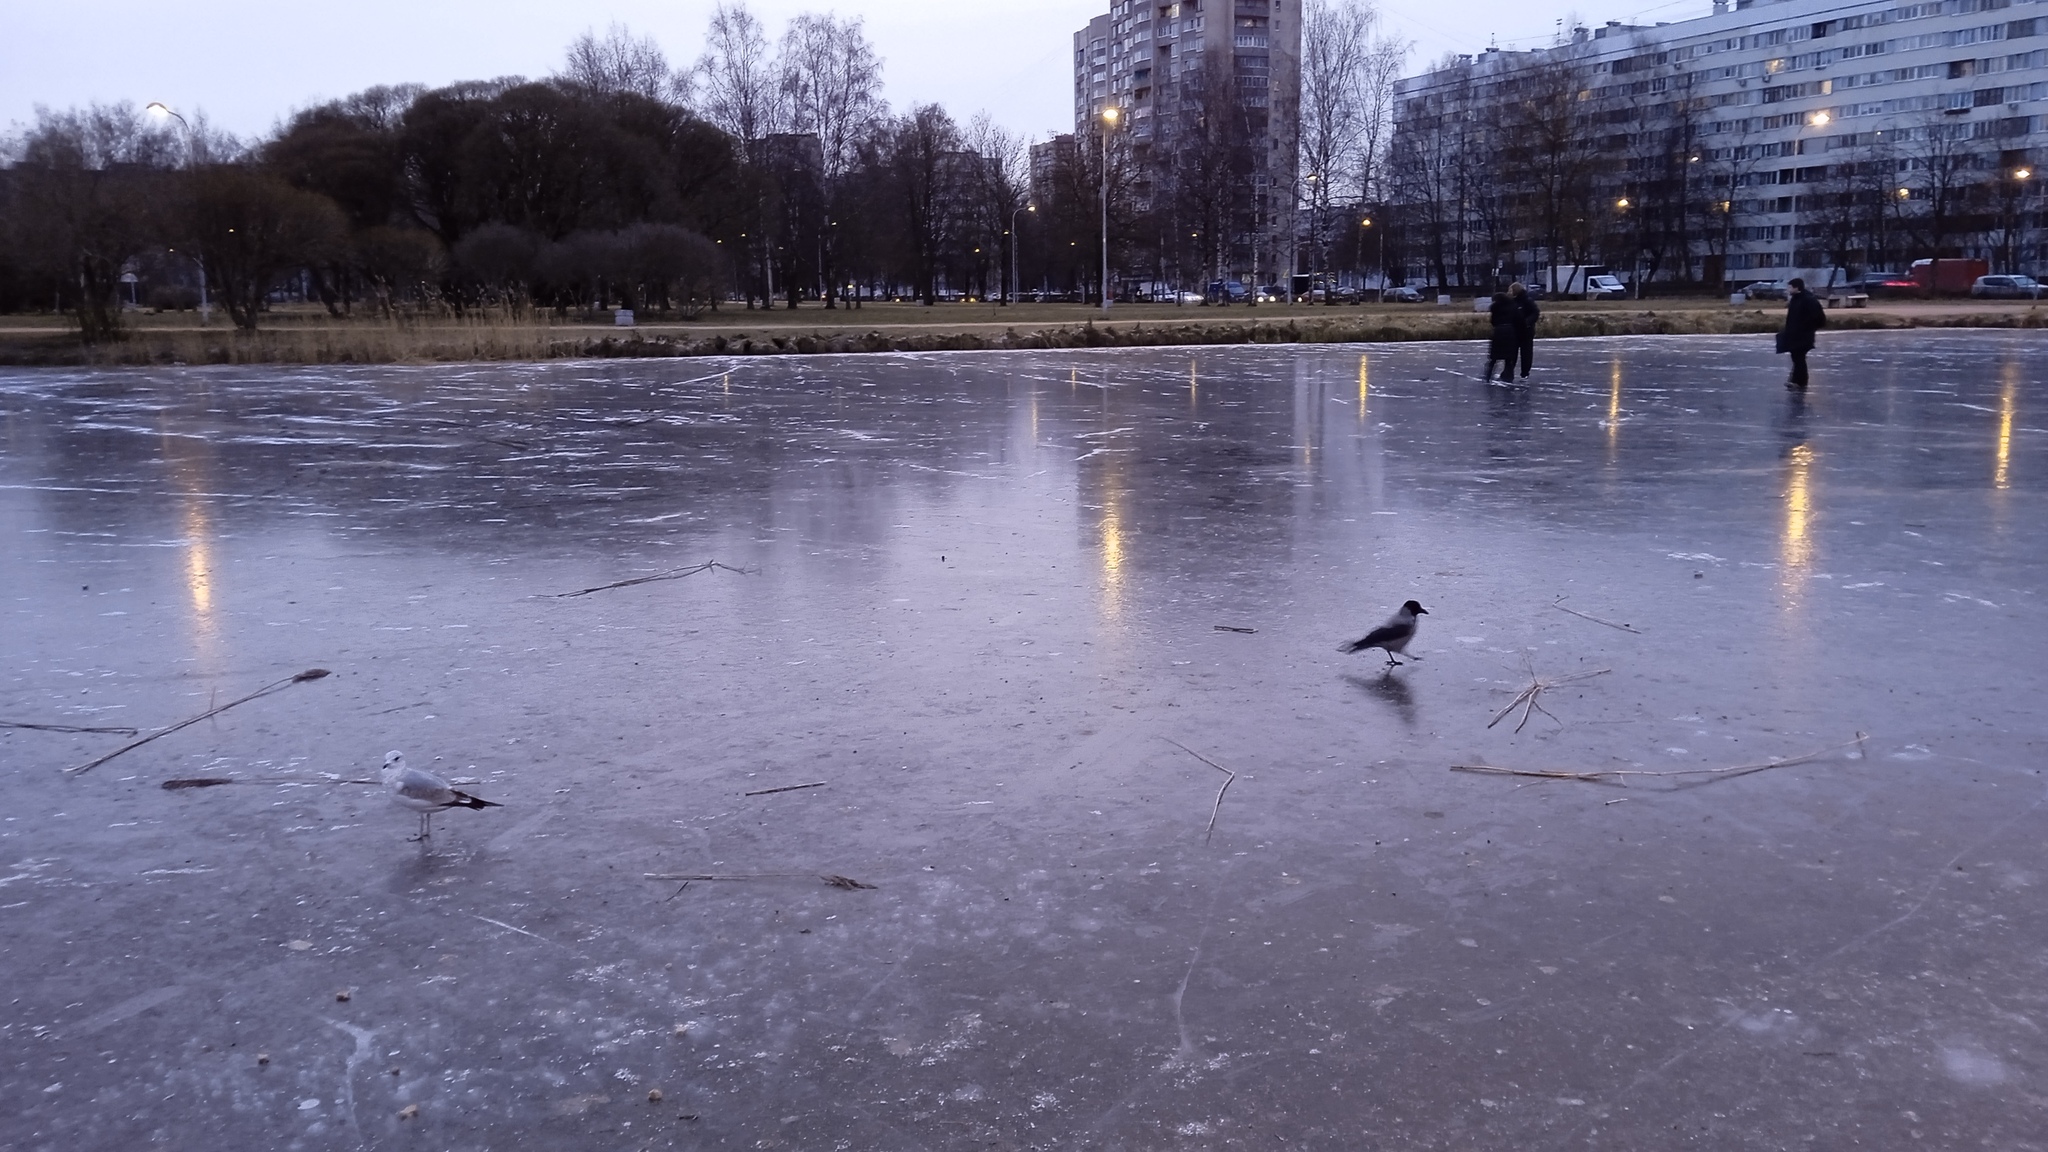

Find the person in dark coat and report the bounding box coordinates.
[1508,282,1541,379]
[1781,278,1827,389]
[1485,290,1516,381]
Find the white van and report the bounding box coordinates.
[1584,274,1628,299]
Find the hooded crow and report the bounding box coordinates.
[1340,600,1429,666]
[381,750,501,841]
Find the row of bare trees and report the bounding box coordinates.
[1297,0,1408,287]
[0,3,1090,337]
[1383,36,2041,292]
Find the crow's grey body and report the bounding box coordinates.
[1340,601,1429,666]
[381,750,500,840]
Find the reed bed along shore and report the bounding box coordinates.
[1,301,2039,367]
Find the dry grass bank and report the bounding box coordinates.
[1,300,2041,367]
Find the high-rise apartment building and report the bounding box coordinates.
[1388,0,2045,290]
[1068,1,1302,291]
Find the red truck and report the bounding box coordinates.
[1910,258,1989,295]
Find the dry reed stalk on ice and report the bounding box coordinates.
[1488,668,1612,734]
[64,669,332,777]
[643,872,876,890]
[3,720,140,735]
[1452,733,1870,787]
[554,561,750,598]
[1165,738,1237,844]
[1551,597,1643,634]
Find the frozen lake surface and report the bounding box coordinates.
[3,331,2046,1149]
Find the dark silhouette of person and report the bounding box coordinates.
[1507,282,1541,379]
[1781,278,1828,389]
[1485,290,1517,382]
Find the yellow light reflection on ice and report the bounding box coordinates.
[1782,443,1816,586]
[1606,356,1623,457]
[1995,361,2017,490]
[182,498,215,624]
[1189,358,1198,409]
[159,422,221,650]
[1098,499,1126,621]
[1358,354,1370,423]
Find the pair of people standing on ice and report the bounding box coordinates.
[1485,283,1541,382]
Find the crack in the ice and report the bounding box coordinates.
[322,1018,375,1149]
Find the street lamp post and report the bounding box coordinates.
[1362,216,1384,302]
[2005,167,2033,275]
[1009,203,1036,305]
[147,102,210,326]
[1615,197,1641,299]
[1100,106,1118,314]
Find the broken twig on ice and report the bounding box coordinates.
[554,561,750,598]
[1165,738,1236,844]
[161,775,377,791]
[64,669,333,777]
[1212,625,1257,634]
[743,781,828,797]
[2,720,141,736]
[642,872,877,890]
[1488,668,1611,734]
[1551,597,1643,634]
[1452,732,1869,788]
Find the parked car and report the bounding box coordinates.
[1742,279,1793,301]
[1970,274,2045,299]
[1384,285,1424,303]
[1584,273,1629,299]
[1845,270,1917,298]
[1171,290,1206,304]
[1205,280,1249,303]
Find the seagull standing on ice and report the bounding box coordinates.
[380,751,501,841]
[1339,600,1429,667]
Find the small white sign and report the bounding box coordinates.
[614,309,636,327]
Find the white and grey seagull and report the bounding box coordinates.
[380,750,501,841]
[1339,600,1429,667]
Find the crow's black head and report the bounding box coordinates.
[1404,601,1428,615]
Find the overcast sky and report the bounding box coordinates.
[1,0,1715,144]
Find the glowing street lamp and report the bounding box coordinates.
[1809,110,1830,127]
[146,102,210,325]
[1100,106,1119,314]
[1009,203,1035,305]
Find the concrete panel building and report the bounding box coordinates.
[1386,0,2046,291]
[1070,1,1302,292]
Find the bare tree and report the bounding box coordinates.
[779,14,885,182]
[1902,111,1987,292]
[696,2,782,306]
[179,166,349,330]
[885,105,964,305]
[562,24,682,103]
[963,113,1028,301]
[696,2,780,162]
[8,104,185,341]
[1299,0,1373,294]
[778,13,886,306]
[1502,52,1597,293]
[1355,36,1408,208]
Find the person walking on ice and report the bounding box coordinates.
[1508,282,1541,380]
[1484,289,1517,382]
[1780,278,1827,390]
